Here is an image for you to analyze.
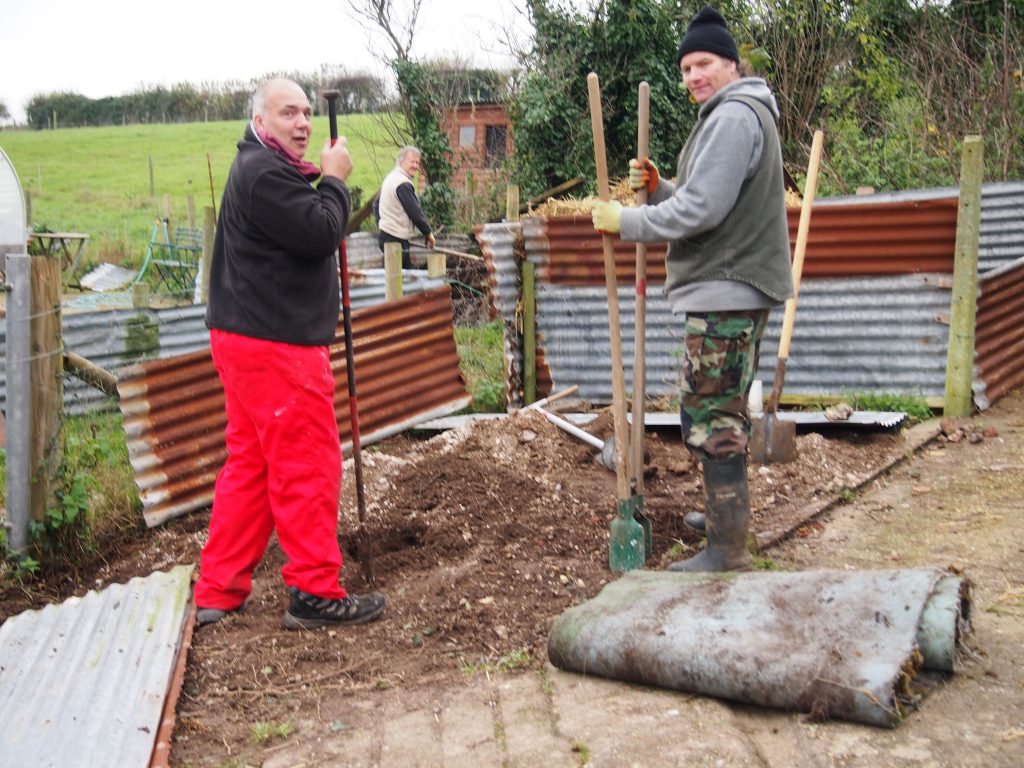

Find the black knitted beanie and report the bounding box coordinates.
[677,5,739,64]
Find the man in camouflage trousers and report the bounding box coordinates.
[592,7,793,571]
[679,311,768,461]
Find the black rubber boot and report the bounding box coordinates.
[669,454,753,572]
[683,511,706,533]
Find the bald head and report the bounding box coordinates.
[252,78,306,119]
[252,78,313,159]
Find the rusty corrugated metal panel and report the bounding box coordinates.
[790,198,958,275]
[525,215,668,285]
[0,566,193,768]
[119,286,470,527]
[526,198,958,285]
[975,256,1024,409]
[517,183,1020,410]
[475,221,522,323]
[476,221,554,409]
[476,221,523,410]
[814,181,1024,274]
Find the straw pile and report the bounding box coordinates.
[529,177,803,217]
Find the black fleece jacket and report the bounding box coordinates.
[206,126,350,346]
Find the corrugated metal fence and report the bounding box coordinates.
[0,270,447,415]
[118,286,470,527]
[479,181,1024,410]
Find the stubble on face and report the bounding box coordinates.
[680,52,739,104]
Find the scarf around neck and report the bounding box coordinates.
[250,122,322,181]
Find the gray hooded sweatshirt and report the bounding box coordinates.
[619,77,793,313]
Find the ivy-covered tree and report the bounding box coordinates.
[512,0,695,198]
[393,60,457,230]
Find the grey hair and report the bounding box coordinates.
[251,78,302,118]
[397,146,422,163]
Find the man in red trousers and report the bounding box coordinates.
[195,78,385,630]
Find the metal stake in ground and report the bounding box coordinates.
[587,72,645,573]
[322,89,374,584]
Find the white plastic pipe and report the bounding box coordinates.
[536,407,605,450]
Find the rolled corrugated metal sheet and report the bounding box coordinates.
[0,565,193,768]
[975,256,1024,409]
[118,286,470,527]
[475,221,522,323]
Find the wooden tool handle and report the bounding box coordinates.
[630,82,650,491]
[587,72,631,501]
[523,384,580,412]
[777,129,824,361]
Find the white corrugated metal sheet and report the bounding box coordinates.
[0,565,193,768]
[536,274,956,405]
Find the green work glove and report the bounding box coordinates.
[628,157,660,193]
[591,199,623,234]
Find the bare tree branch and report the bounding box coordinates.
[345,0,424,62]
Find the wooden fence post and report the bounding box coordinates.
[506,184,520,222]
[523,261,536,404]
[133,282,151,308]
[384,241,403,301]
[427,252,446,278]
[148,155,155,197]
[187,194,196,228]
[200,206,215,304]
[163,194,174,241]
[29,252,63,526]
[943,135,983,417]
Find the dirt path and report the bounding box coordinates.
[168,389,1024,767]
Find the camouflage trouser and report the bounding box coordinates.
[679,309,769,462]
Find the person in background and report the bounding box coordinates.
[375,146,434,269]
[591,5,793,572]
[196,77,385,629]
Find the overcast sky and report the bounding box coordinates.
[0,0,557,123]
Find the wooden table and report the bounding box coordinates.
[28,231,90,282]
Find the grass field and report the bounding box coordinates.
[0,114,402,267]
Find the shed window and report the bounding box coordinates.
[459,125,476,148]
[485,125,507,167]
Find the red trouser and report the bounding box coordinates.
[193,329,346,610]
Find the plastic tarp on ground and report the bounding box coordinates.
[548,568,971,727]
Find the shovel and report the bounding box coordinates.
[323,89,374,583]
[631,81,652,557]
[587,72,644,573]
[750,129,824,464]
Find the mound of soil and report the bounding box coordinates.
[0,407,912,762]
